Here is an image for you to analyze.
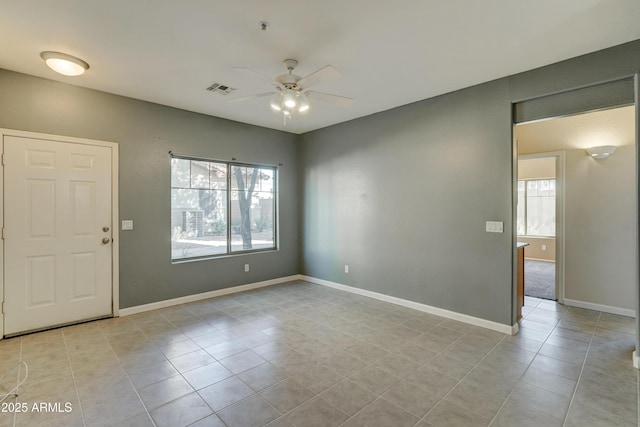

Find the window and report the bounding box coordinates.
[517,179,555,237]
[171,156,277,261]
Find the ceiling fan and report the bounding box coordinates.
[230,59,353,124]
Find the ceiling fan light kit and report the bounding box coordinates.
[231,58,353,125]
[271,90,310,111]
[282,89,297,108]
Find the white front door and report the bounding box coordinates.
[3,135,113,335]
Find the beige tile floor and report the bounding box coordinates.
[0,280,637,426]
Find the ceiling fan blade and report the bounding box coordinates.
[227,92,276,102]
[233,67,272,83]
[297,65,341,90]
[305,90,353,106]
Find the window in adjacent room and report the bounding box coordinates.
[517,179,556,237]
[171,156,277,261]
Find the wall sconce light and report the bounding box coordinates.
[40,51,89,76]
[585,145,617,159]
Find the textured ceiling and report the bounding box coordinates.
[0,1,639,134]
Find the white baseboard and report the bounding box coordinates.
[119,275,301,316]
[563,298,636,318]
[119,273,520,336]
[301,275,518,335]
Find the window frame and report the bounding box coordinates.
[170,154,279,262]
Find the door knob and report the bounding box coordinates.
[102,237,111,244]
[103,226,110,232]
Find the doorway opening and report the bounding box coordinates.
[516,155,558,301]
[0,129,120,338]
[514,104,636,315]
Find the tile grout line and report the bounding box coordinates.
[60,328,87,427]
[482,298,593,426]
[101,322,159,427]
[206,295,353,427]
[484,298,561,426]
[560,311,599,427]
[131,310,224,425]
[334,316,455,425]
[239,295,447,426]
[506,300,599,426]
[504,299,604,425]
[132,298,287,426]
[322,318,503,426]
[416,324,516,426]
[9,337,22,427]
[327,303,514,426]
[245,295,359,427]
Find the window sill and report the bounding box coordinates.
[171,247,279,264]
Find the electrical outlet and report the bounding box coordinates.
[121,220,133,230]
[244,264,250,272]
[541,244,547,251]
[345,265,349,274]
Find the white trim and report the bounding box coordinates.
[119,275,300,316]
[563,298,636,318]
[523,257,555,263]
[0,128,118,149]
[301,275,518,335]
[111,143,120,317]
[0,128,120,336]
[633,351,639,369]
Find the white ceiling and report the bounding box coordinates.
[0,1,639,135]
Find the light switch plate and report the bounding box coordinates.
[121,220,134,230]
[485,221,504,233]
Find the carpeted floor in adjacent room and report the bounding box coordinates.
[524,259,556,300]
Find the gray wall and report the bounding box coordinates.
[300,80,514,324]
[301,39,640,327]
[0,69,299,308]
[564,145,637,311]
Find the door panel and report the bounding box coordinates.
[4,135,113,335]
[28,179,56,238]
[27,255,56,307]
[71,181,97,236]
[71,252,97,299]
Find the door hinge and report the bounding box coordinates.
[1,153,4,165]
[1,227,4,239]
[1,302,3,314]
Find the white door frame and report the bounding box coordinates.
[0,129,119,339]
[517,151,566,303]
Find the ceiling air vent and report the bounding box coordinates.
[206,83,237,96]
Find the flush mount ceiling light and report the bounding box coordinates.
[229,59,353,125]
[585,145,617,159]
[40,51,89,76]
